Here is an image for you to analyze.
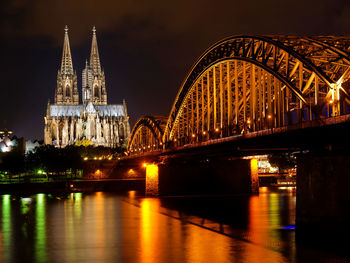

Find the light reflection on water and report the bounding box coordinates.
[0,189,346,263]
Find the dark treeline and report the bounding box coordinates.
[0,145,123,178]
[268,153,297,171]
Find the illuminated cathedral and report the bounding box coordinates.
[44,26,130,147]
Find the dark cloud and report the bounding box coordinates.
[1,0,350,139]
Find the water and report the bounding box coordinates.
[0,188,348,263]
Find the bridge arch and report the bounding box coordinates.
[163,35,350,141]
[127,116,167,153]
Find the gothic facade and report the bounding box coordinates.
[44,26,130,148]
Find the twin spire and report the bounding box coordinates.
[60,25,73,74]
[90,26,102,74]
[60,25,102,75]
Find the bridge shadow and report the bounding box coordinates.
[126,188,350,261]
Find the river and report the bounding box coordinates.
[0,187,348,262]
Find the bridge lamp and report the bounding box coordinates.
[192,134,196,138]
[329,99,334,104]
[203,131,206,135]
[174,138,177,142]
[215,128,220,132]
[153,144,155,147]
[247,119,251,124]
[148,145,150,148]
[83,157,88,161]
[160,142,163,145]
[267,114,272,119]
[142,162,148,168]
[143,147,146,150]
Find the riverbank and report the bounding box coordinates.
[0,178,145,195]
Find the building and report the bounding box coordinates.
[44,26,130,148]
[0,130,14,152]
[0,130,25,153]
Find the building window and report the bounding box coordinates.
[66,86,71,97]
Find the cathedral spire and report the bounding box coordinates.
[60,25,74,75]
[90,26,102,74]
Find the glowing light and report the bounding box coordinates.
[128,190,136,199]
[98,157,103,160]
[203,131,206,135]
[329,99,334,104]
[142,162,148,168]
[247,119,251,124]
[146,164,159,196]
[93,157,97,160]
[128,169,136,176]
[160,142,163,145]
[95,169,101,176]
[192,134,195,138]
[215,128,219,132]
[83,157,88,161]
[250,158,259,192]
[281,225,295,230]
[37,170,43,175]
[267,114,272,119]
[148,145,150,148]
[174,138,177,142]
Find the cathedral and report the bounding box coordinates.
[44,26,130,148]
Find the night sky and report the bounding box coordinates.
[1,0,350,140]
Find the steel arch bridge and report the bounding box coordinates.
[127,116,168,153]
[128,35,350,154]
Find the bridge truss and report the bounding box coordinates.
[127,116,167,153]
[128,35,350,153]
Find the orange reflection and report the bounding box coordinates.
[146,164,159,196]
[95,192,105,261]
[140,198,160,263]
[185,223,230,262]
[246,190,286,261]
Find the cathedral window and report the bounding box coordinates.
[94,86,99,98]
[66,86,71,97]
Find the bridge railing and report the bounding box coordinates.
[162,113,350,152]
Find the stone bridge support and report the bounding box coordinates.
[157,158,258,196]
[296,153,350,242]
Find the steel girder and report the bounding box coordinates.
[127,116,167,152]
[164,35,350,141]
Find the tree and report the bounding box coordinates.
[268,153,296,171]
[0,147,25,175]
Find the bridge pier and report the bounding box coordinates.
[296,153,350,242]
[156,158,258,196]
